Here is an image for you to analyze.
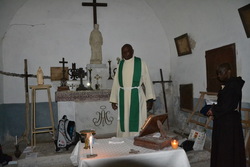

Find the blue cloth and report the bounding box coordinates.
[200,104,212,116]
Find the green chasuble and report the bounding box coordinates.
[118,57,141,132]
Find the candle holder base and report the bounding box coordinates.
[76,84,88,91]
[86,154,97,158]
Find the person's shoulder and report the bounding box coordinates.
[232,76,244,82]
[230,77,245,88]
[134,57,145,62]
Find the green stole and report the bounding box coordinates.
[118,57,141,132]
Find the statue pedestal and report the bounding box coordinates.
[86,64,113,90]
[87,64,106,69]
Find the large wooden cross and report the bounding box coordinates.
[153,69,172,129]
[0,59,49,145]
[82,0,108,26]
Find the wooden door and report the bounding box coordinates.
[205,43,237,92]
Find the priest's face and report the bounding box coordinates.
[122,45,134,60]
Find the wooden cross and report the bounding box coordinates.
[153,69,172,129]
[82,0,108,26]
[59,57,68,81]
[21,59,31,145]
[0,59,50,144]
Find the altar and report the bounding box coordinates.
[70,137,191,167]
[55,90,117,135]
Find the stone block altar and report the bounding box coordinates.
[55,90,117,135]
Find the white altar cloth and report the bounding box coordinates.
[70,137,190,167]
[56,90,117,135]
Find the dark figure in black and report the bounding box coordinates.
[207,63,246,167]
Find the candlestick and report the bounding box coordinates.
[87,68,93,90]
[89,134,93,155]
[171,139,179,149]
[108,60,113,80]
[86,133,97,158]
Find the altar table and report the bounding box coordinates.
[70,137,191,167]
[55,90,117,135]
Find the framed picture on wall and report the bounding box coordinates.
[174,33,192,56]
[238,4,250,38]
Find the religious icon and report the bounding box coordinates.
[174,33,192,56]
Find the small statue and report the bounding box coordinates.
[37,67,44,85]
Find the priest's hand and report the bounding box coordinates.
[207,109,213,116]
[147,99,154,111]
[111,103,118,110]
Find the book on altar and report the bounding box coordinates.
[134,113,176,150]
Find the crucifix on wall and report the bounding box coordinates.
[82,0,108,26]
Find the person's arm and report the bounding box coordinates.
[211,81,240,118]
[110,65,119,110]
[141,61,156,101]
[111,103,118,110]
[146,99,155,111]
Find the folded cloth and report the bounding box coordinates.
[108,141,124,144]
[108,137,124,144]
[152,132,161,138]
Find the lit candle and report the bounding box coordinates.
[171,139,178,149]
[89,134,93,155]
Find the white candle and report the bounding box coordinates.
[89,135,93,155]
[171,139,179,149]
[15,136,17,145]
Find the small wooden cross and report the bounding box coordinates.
[59,57,68,80]
[82,0,108,26]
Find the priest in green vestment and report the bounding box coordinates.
[110,44,156,137]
